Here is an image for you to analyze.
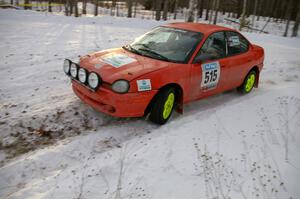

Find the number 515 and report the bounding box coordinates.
[204,69,218,84]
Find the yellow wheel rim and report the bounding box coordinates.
[163,93,175,119]
[245,74,255,92]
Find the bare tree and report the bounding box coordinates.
[292,0,300,37]
[82,0,87,15]
[74,0,79,17]
[213,0,220,24]
[111,0,116,16]
[197,0,204,18]
[94,0,98,16]
[283,0,293,37]
[65,0,70,16]
[69,1,74,15]
[163,0,169,20]
[187,0,197,22]
[155,0,162,21]
[24,0,31,10]
[205,0,210,21]
[252,0,258,26]
[236,0,242,19]
[127,0,133,17]
[134,0,137,17]
[209,0,215,24]
[256,0,261,21]
[239,0,247,31]
[48,0,52,12]
[173,0,178,19]
[116,2,120,16]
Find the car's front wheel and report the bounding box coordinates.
[238,70,256,94]
[149,87,176,125]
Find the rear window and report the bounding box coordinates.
[226,31,249,56]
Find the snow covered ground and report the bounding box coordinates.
[0,9,300,199]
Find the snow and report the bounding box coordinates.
[0,9,300,199]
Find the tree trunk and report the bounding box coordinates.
[127,0,133,18]
[283,19,290,37]
[252,0,258,26]
[276,1,284,21]
[82,0,87,15]
[111,0,116,16]
[10,0,13,5]
[155,0,162,21]
[70,1,73,15]
[134,0,137,18]
[65,1,69,16]
[213,0,219,24]
[280,0,288,21]
[24,0,31,10]
[197,0,203,18]
[292,1,300,37]
[187,0,197,22]
[116,2,119,16]
[256,0,261,21]
[163,0,168,21]
[205,0,210,21]
[209,0,215,24]
[74,1,79,17]
[48,0,52,12]
[236,0,242,19]
[94,0,98,16]
[239,0,247,31]
[173,0,177,19]
[284,0,293,37]
[272,0,279,20]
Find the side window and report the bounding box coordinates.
[226,31,249,56]
[194,31,226,62]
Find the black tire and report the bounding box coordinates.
[149,87,176,125]
[238,70,257,94]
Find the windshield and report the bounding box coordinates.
[124,27,203,63]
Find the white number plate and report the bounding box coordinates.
[201,61,221,90]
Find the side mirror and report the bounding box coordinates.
[193,53,214,64]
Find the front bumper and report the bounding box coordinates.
[72,80,158,117]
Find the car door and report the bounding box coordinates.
[189,31,230,100]
[223,31,252,89]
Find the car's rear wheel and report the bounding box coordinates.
[238,70,256,94]
[149,87,176,125]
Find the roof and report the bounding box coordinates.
[163,22,234,35]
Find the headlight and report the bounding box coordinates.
[88,72,101,90]
[63,59,71,75]
[70,63,78,78]
[112,80,130,93]
[78,68,87,83]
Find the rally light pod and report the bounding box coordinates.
[63,59,71,75]
[88,72,101,90]
[70,63,78,78]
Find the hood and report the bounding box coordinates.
[79,48,169,84]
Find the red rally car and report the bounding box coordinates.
[63,23,264,124]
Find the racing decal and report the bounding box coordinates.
[201,61,221,90]
[137,79,152,91]
[100,53,137,68]
[228,35,240,46]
